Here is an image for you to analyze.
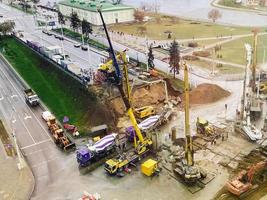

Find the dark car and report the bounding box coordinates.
[81,45,88,51]
[47,31,53,36]
[58,36,64,40]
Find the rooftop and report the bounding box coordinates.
[58,0,134,12]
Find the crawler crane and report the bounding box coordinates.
[97,9,152,175]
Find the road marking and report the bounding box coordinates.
[10,94,17,98]
[0,62,53,142]
[21,139,51,150]
[0,89,3,101]
[17,113,36,144]
[24,112,32,120]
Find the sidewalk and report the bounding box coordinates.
[0,140,34,200]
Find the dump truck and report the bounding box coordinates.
[24,88,39,107]
[76,133,118,167]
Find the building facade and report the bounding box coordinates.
[58,0,135,25]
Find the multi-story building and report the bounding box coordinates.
[58,0,135,25]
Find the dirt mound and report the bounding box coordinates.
[110,82,168,117]
[186,83,230,104]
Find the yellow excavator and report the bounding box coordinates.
[97,9,152,175]
[196,117,215,136]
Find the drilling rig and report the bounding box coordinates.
[173,62,204,184]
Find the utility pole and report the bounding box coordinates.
[252,28,258,92]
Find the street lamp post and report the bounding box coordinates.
[86,36,92,83]
[10,114,24,170]
[12,131,24,170]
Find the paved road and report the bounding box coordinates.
[0,58,71,199]
[123,0,267,27]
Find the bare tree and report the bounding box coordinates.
[208,9,222,23]
[0,21,15,36]
[169,40,180,78]
[152,0,160,13]
[133,9,145,22]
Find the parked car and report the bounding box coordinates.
[58,36,64,40]
[47,31,53,36]
[81,45,88,51]
[74,42,81,48]
[42,29,48,34]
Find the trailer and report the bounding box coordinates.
[42,111,75,151]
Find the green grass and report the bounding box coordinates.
[53,28,107,50]
[218,0,243,8]
[188,59,244,74]
[0,37,112,134]
[110,13,258,40]
[210,35,267,65]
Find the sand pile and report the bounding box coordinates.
[186,83,230,104]
[110,83,167,116]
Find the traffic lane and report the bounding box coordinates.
[0,90,35,147]
[32,31,104,69]
[0,59,52,144]
[0,58,72,198]
[0,70,36,148]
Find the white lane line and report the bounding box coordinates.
[17,113,36,144]
[11,94,18,98]
[21,139,51,150]
[24,112,32,120]
[0,89,3,101]
[0,63,53,142]
[23,146,53,156]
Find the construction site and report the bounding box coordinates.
[2,3,267,200]
[65,12,267,200]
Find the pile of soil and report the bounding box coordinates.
[185,83,230,104]
[110,83,169,117]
